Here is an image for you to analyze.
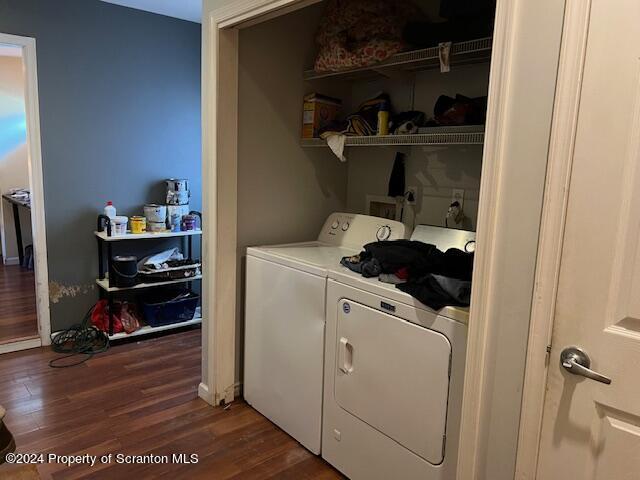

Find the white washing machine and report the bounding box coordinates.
[322,225,475,479]
[244,213,409,454]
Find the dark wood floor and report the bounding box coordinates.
[0,329,343,479]
[0,261,38,344]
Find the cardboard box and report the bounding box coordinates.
[302,93,341,138]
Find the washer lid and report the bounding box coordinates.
[247,242,357,276]
[335,299,452,464]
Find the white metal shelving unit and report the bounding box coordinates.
[94,229,202,242]
[95,214,203,340]
[108,310,202,341]
[95,274,203,293]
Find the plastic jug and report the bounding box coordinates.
[104,201,116,219]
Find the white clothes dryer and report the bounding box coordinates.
[322,225,475,479]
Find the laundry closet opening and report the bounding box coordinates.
[235,0,494,477]
[237,1,490,368]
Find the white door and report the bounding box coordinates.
[536,0,640,477]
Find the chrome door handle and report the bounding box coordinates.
[560,346,611,385]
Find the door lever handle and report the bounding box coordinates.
[560,346,612,385]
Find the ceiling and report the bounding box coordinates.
[99,0,201,23]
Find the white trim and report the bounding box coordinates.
[200,0,326,407]
[455,2,516,475]
[213,0,321,29]
[514,1,592,478]
[201,0,334,408]
[0,337,41,355]
[0,33,52,348]
[456,0,566,476]
[198,382,213,404]
[3,257,20,266]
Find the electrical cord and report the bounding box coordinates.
[49,306,109,368]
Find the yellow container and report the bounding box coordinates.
[130,216,146,234]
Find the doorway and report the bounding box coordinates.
[202,0,565,478]
[0,33,50,353]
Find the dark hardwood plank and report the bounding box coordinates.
[0,330,344,479]
[0,262,38,343]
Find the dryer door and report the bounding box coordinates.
[334,299,452,464]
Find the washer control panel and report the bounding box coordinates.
[318,213,409,248]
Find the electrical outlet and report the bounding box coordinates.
[451,189,465,209]
[406,186,418,205]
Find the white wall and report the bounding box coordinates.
[345,64,490,231]
[236,2,348,381]
[0,54,32,264]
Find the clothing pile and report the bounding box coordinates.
[341,240,473,310]
[426,94,487,127]
[319,92,485,141]
[313,0,496,74]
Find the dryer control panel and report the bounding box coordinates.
[317,213,409,248]
[411,225,476,253]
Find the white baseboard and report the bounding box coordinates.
[198,382,214,405]
[3,257,19,266]
[0,337,41,354]
[198,382,241,406]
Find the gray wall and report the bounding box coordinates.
[0,0,201,331]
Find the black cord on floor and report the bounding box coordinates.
[49,307,109,368]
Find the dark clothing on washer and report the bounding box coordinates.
[342,240,473,280]
[340,240,474,310]
[398,274,471,310]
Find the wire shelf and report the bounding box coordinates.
[304,37,493,81]
[300,127,485,148]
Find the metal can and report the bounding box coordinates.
[130,216,146,234]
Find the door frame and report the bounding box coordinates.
[514,1,593,477]
[0,32,51,352]
[201,0,564,477]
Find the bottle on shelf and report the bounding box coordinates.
[377,101,390,136]
[104,201,116,219]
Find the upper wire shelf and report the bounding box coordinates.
[303,37,493,81]
[301,125,485,148]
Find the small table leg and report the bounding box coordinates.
[108,295,114,337]
[97,238,104,280]
[12,203,23,266]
